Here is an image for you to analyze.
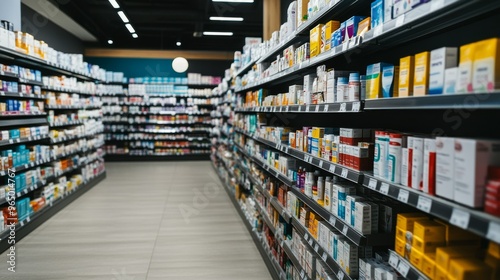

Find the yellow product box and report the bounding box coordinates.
[488,242,500,259]
[366,63,392,99]
[436,246,476,271]
[396,226,413,243]
[15,31,23,51]
[485,254,500,280]
[448,259,492,280]
[412,235,445,253]
[435,220,481,246]
[396,212,429,232]
[414,51,430,96]
[457,42,476,93]
[410,248,425,271]
[323,20,340,52]
[395,237,407,257]
[434,265,449,280]
[413,220,446,242]
[399,56,414,97]
[422,253,436,279]
[312,127,325,139]
[357,17,371,37]
[297,0,309,26]
[310,24,323,58]
[472,38,500,92]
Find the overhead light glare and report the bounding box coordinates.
[108,0,120,8]
[210,16,244,21]
[117,11,129,23]
[107,40,113,44]
[176,41,182,46]
[132,33,138,38]
[203,31,233,36]
[212,0,254,3]
[125,23,135,33]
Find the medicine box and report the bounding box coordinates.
[410,248,424,271]
[411,137,424,190]
[429,47,458,95]
[399,56,414,97]
[310,24,323,58]
[394,237,406,257]
[472,37,500,92]
[412,235,445,253]
[444,67,459,94]
[371,0,384,29]
[453,138,500,207]
[382,65,399,98]
[297,0,309,26]
[414,51,430,96]
[396,212,428,231]
[413,220,446,241]
[367,63,392,99]
[422,253,436,279]
[436,137,455,199]
[423,138,436,194]
[393,0,412,18]
[323,21,340,52]
[457,42,476,93]
[448,259,492,280]
[384,0,393,23]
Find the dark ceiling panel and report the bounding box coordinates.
[56,0,263,51]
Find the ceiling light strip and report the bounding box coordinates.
[108,0,120,8]
[125,23,135,34]
[117,11,129,23]
[203,31,233,36]
[209,16,244,21]
[212,0,254,3]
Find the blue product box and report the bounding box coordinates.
[382,65,396,98]
[35,70,42,82]
[371,0,384,28]
[346,16,366,40]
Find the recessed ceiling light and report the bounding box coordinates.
[117,11,129,23]
[212,0,253,3]
[203,31,233,36]
[108,40,113,44]
[209,16,244,21]
[108,0,120,8]
[132,33,138,38]
[125,23,135,33]
[176,41,181,46]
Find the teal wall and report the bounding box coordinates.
[85,57,185,79]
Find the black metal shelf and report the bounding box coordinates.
[49,120,85,127]
[0,112,46,120]
[45,105,102,110]
[19,78,44,86]
[388,250,429,280]
[106,154,209,161]
[0,172,106,252]
[42,86,95,96]
[0,70,18,79]
[235,102,363,114]
[362,174,500,244]
[364,92,500,110]
[0,91,46,100]
[50,130,104,144]
[281,239,313,280]
[0,135,49,147]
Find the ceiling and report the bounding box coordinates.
[56,0,264,52]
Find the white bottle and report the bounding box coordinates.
[317,176,325,204]
[305,172,314,198]
[324,176,332,212]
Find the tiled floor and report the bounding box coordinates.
[0,162,272,280]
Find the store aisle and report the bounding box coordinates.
[0,162,272,280]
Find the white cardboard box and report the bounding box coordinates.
[436,137,455,198]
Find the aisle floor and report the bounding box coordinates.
[0,162,272,280]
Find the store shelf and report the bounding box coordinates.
[0,172,106,252]
[41,86,94,95]
[0,91,46,100]
[50,130,104,144]
[14,175,55,200]
[269,198,292,223]
[388,250,429,280]
[0,111,46,118]
[0,70,18,79]
[281,239,313,280]
[45,105,102,110]
[362,174,500,244]
[128,121,212,125]
[235,102,363,114]
[290,217,353,280]
[127,111,210,116]
[0,157,52,177]
[0,134,49,147]
[234,58,259,78]
[18,78,44,86]
[129,129,210,134]
[364,92,500,110]
[105,154,210,161]
[255,202,276,235]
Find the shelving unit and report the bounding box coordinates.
[0,45,108,251]
[211,0,500,279]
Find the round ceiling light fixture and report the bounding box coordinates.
[176,41,181,47]
[172,57,189,73]
[107,39,113,45]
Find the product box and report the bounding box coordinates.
[410,248,425,271]
[0,27,8,47]
[436,247,476,271]
[357,17,371,36]
[414,51,430,96]
[394,237,406,257]
[345,16,366,41]
[429,47,458,94]
[422,253,436,279]
[453,138,500,207]
[367,63,392,99]
[393,0,412,18]
[297,0,309,27]
[396,212,428,231]
[384,0,393,22]
[435,218,481,246]
[413,220,446,241]
[303,74,317,104]
[344,241,359,276]
[472,38,500,92]
[346,195,365,227]
[435,265,449,280]
[396,226,412,243]
[444,67,459,94]
[436,137,455,199]
[310,24,324,58]
[371,0,385,28]
[411,137,424,190]
[448,259,492,280]
[423,138,436,194]
[382,65,399,98]
[399,56,414,97]
[323,20,340,52]
[412,235,445,253]
[457,42,476,93]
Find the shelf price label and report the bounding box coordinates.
[397,261,410,277]
[396,14,405,27]
[397,189,409,203]
[319,160,324,169]
[368,178,377,190]
[315,106,320,112]
[314,244,319,252]
[450,208,470,229]
[431,0,445,11]
[341,168,348,178]
[337,270,345,280]
[323,105,329,112]
[342,42,348,52]
[329,164,336,174]
[300,270,305,279]
[339,103,347,112]
[417,196,433,213]
[373,25,383,37]
[352,102,361,112]
[304,232,309,241]
[329,215,336,225]
[487,222,500,244]
[285,106,289,112]
[308,239,313,246]
[388,253,399,268]
[342,225,349,235]
[322,252,328,262]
